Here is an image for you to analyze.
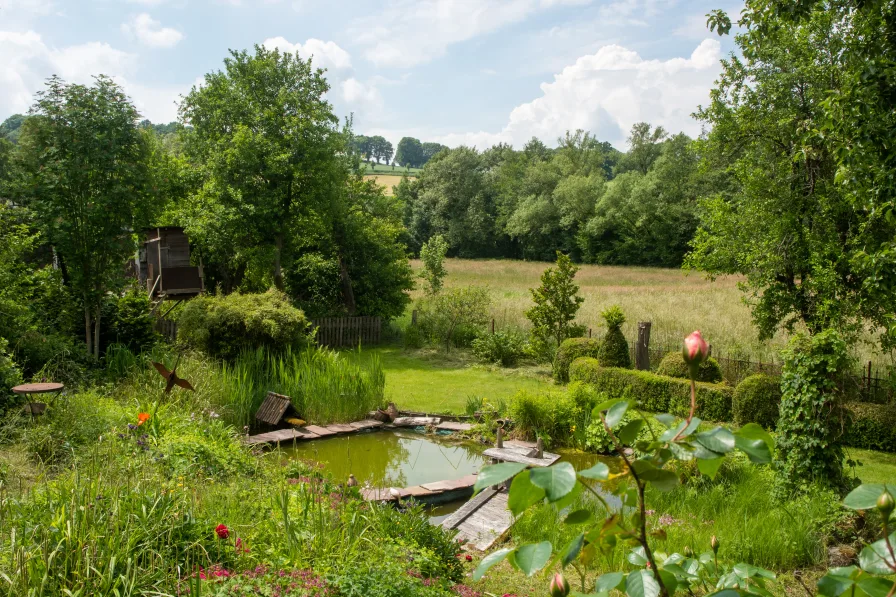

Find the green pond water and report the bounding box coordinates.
[283,429,488,489]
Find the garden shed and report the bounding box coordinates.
[138,227,204,300]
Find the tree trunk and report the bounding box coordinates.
[274,234,284,291]
[94,305,101,359]
[84,305,93,356]
[338,255,356,316]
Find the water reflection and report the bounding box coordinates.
[282,429,487,489]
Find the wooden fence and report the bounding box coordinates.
[154,317,178,343]
[311,316,382,348]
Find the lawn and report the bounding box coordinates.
[369,346,553,414]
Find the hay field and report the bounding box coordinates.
[363,173,406,196]
[412,258,792,362]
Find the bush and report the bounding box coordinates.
[471,329,527,367]
[553,337,601,382]
[732,374,781,429]
[656,352,723,383]
[0,337,23,412]
[598,306,630,368]
[415,286,490,351]
[177,290,310,360]
[103,285,156,353]
[569,358,733,421]
[843,402,896,453]
[508,388,583,447]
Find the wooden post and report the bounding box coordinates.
[535,437,544,459]
[411,310,418,326]
[635,322,651,371]
[496,427,503,448]
[588,328,592,338]
[491,318,495,334]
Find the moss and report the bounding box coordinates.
[553,337,601,382]
[656,352,723,383]
[732,374,781,429]
[843,402,896,453]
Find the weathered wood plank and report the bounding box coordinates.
[483,447,560,467]
[444,490,513,551]
[392,416,441,427]
[349,420,384,430]
[441,488,497,530]
[436,421,473,432]
[325,424,356,434]
[304,425,337,437]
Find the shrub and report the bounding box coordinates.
[103,285,157,353]
[508,388,583,447]
[471,329,527,367]
[569,358,733,421]
[843,402,896,453]
[598,306,630,368]
[732,374,781,429]
[403,324,425,349]
[0,337,23,412]
[177,290,310,360]
[553,337,601,382]
[656,352,723,383]
[415,286,490,351]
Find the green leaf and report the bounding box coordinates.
[817,570,856,597]
[594,572,625,592]
[843,484,896,510]
[511,541,552,576]
[578,461,610,480]
[530,462,577,502]
[561,533,585,567]
[657,569,678,596]
[626,569,661,597]
[594,398,623,414]
[859,533,896,575]
[856,577,896,597]
[697,457,724,479]
[473,548,512,581]
[734,434,772,463]
[474,462,527,493]
[618,419,645,444]
[628,546,648,566]
[655,413,676,428]
[605,400,629,429]
[694,428,735,454]
[735,423,774,457]
[640,468,679,492]
[507,471,545,516]
[564,509,593,525]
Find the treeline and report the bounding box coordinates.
[396,124,721,267]
[351,134,448,168]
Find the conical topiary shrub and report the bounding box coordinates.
[598,306,630,368]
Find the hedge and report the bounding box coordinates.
[843,402,896,453]
[554,337,601,382]
[656,352,723,383]
[732,374,781,429]
[569,357,733,421]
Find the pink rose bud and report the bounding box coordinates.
[683,331,708,369]
[549,573,570,597]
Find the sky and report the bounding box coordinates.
[0,0,742,150]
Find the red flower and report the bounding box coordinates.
[465,554,472,562]
[137,412,150,426]
[215,524,230,539]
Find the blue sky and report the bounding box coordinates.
[0,0,742,150]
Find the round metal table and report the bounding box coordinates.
[12,382,65,418]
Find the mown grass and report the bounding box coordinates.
[413,258,893,366]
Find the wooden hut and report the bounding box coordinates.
[138,227,204,300]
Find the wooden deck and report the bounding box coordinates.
[441,488,513,551]
[246,420,384,445]
[483,444,561,467]
[360,473,479,504]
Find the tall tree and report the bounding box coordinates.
[180,45,344,291]
[525,252,585,360]
[14,75,151,358]
[395,137,424,167]
[421,141,448,164]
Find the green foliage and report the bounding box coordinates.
[416,285,491,351]
[157,418,254,479]
[553,337,601,382]
[732,374,782,430]
[471,329,527,367]
[569,359,734,421]
[419,234,448,295]
[177,290,310,361]
[103,285,157,353]
[599,305,631,369]
[0,337,23,412]
[395,136,425,168]
[843,402,896,454]
[13,75,152,358]
[777,330,851,492]
[656,352,723,383]
[508,388,584,447]
[526,252,585,360]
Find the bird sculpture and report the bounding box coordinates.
[347,474,358,488]
[389,487,402,501]
[152,355,195,394]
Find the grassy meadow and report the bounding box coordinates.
[409,258,891,366]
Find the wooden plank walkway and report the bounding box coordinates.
[483,445,561,467]
[441,488,513,551]
[360,473,478,503]
[246,420,384,445]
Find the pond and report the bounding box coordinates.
[282,428,487,489]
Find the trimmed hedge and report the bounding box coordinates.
[732,374,781,429]
[843,402,896,453]
[655,352,723,383]
[569,357,733,421]
[554,337,601,382]
[598,306,630,369]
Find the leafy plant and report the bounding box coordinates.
[472,329,527,367]
[475,331,781,597]
[598,305,631,369]
[416,286,491,351]
[526,252,586,362]
[843,402,896,454]
[419,234,449,295]
[732,374,781,430]
[656,352,723,384]
[553,337,601,383]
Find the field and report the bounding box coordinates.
[362,162,421,175]
[363,173,409,196]
[411,258,890,365]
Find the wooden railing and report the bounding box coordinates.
[311,316,382,347]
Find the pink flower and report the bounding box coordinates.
[683,331,708,367]
[215,524,229,539]
[549,573,570,597]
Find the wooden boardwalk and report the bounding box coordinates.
[441,488,513,551]
[246,418,473,447]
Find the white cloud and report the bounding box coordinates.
[121,13,184,48]
[263,36,353,71]
[430,39,723,150]
[0,29,191,123]
[351,0,593,68]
